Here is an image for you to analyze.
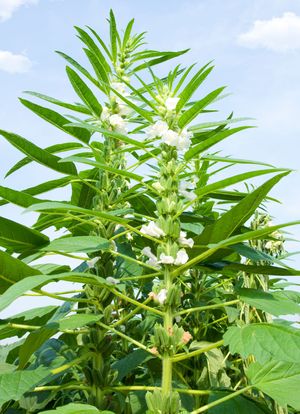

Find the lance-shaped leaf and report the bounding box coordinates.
[0,250,41,294]
[224,323,300,363]
[26,201,131,225]
[0,216,49,253]
[0,367,50,408]
[5,142,83,178]
[0,130,77,176]
[66,66,102,116]
[246,361,300,410]
[20,99,91,143]
[56,50,101,89]
[0,272,107,312]
[178,87,225,127]
[58,313,102,330]
[132,49,189,72]
[185,126,251,160]
[24,91,92,114]
[176,63,214,111]
[42,403,106,413]
[0,185,46,208]
[42,235,110,253]
[197,171,290,245]
[237,288,300,316]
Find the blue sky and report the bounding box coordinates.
[1,0,300,314]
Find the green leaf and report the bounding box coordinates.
[61,156,144,182]
[24,91,92,114]
[38,403,103,413]
[112,349,151,381]
[43,235,110,253]
[27,202,130,225]
[58,314,102,330]
[208,392,272,414]
[224,323,300,363]
[195,168,287,200]
[185,126,251,160]
[0,250,41,294]
[178,87,225,127]
[237,288,300,316]
[109,9,118,62]
[247,361,300,410]
[132,49,189,72]
[66,66,102,116]
[197,172,289,244]
[5,142,82,178]
[0,272,106,312]
[0,216,49,253]
[19,325,57,369]
[0,367,50,407]
[56,50,101,89]
[0,185,46,208]
[177,63,214,111]
[83,48,110,92]
[0,130,77,176]
[20,98,91,143]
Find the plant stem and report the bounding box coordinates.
[162,267,173,397]
[191,386,252,414]
[172,340,224,362]
[177,300,239,316]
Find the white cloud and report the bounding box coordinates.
[0,0,38,22]
[0,50,32,73]
[238,12,300,52]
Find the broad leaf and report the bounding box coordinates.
[208,392,272,414]
[237,288,300,316]
[247,361,300,410]
[0,367,50,407]
[42,404,108,413]
[224,323,300,363]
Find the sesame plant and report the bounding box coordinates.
[0,10,300,414]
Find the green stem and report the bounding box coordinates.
[191,386,252,414]
[162,267,173,397]
[177,300,239,316]
[110,287,163,316]
[172,340,224,362]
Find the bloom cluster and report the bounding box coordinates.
[145,120,192,152]
[100,80,131,134]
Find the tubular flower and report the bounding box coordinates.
[156,288,168,305]
[140,221,166,238]
[159,253,175,264]
[109,114,128,134]
[145,120,169,139]
[182,331,193,344]
[179,179,197,201]
[165,96,179,111]
[174,248,189,265]
[179,231,194,248]
[141,246,160,268]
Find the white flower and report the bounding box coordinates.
[141,246,160,268]
[145,120,169,139]
[140,221,165,238]
[106,277,119,285]
[126,232,133,241]
[165,97,179,111]
[159,253,175,264]
[87,256,100,268]
[177,128,192,151]
[109,114,128,134]
[174,249,189,265]
[265,241,273,249]
[156,288,168,305]
[118,103,132,116]
[152,181,165,192]
[101,106,110,121]
[162,129,180,147]
[111,81,127,95]
[179,231,194,248]
[179,180,197,201]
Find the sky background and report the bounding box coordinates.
[1,0,300,317]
